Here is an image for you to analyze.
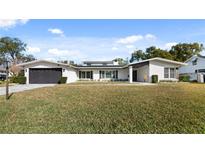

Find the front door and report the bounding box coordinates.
[133,70,137,82]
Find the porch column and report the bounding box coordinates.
[129,66,133,83]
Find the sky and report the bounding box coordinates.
[0,19,205,64]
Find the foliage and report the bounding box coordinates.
[130,47,173,62]
[179,75,190,82]
[0,37,26,63]
[145,46,173,60]
[151,75,158,83]
[113,58,128,64]
[9,65,23,76]
[58,77,67,84]
[0,37,35,65]
[130,43,204,62]
[10,76,26,84]
[19,54,36,62]
[130,50,146,62]
[170,43,204,62]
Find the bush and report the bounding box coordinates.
[151,75,158,83]
[58,77,67,84]
[179,75,190,82]
[159,80,177,83]
[10,76,26,84]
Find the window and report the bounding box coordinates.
[79,71,93,79]
[192,58,198,65]
[82,72,85,78]
[90,71,93,79]
[100,71,105,78]
[86,71,91,79]
[106,71,111,78]
[164,68,176,78]
[100,70,118,79]
[170,68,175,78]
[164,68,169,78]
[79,71,81,78]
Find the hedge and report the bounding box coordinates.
[58,77,67,84]
[151,75,158,83]
[10,76,26,84]
[179,75,190,82]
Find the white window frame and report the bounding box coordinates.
[164,67,176,79]
[164,68,169,78]
[170,68,175,78]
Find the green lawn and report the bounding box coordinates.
[0,82,205,133]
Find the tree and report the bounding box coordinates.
[130,50,146,62]
[130,47,173,62]
[145,46,173,60]
[113,58,127,64]
[0,37,27,64]
[18,54,36,63]
[0,37,36,76]
[169,43,204,62]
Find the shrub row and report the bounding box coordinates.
[10,76,26,84]
[179,75,190,82]
[58,77,67,84]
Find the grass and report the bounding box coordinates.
[0,82,205,133]
[0,81,16,87]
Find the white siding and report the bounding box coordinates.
[63,68,78,83]
[133,65,149,82]
[179,56,205,80]
[179,56,205,74]
[23,62,77,84]
[25,68,29,84]
[93,70,99,80]
[118,68,129,80]
[78,68,129,81]
[149,60,179,82]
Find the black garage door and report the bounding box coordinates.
[29,68,62,84]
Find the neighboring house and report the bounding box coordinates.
[179,55,205,82]
[17,57,186,84]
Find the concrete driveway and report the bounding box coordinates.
[0,84,56,96]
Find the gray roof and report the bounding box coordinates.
[83,61,114,65]
[129,57,187,66]
[197,54,205,58]
[77,64,127,69]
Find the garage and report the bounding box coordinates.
[29,68,62,84]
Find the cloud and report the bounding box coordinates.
[27,46,41,54]
[48,48,84,58]
[111,47,118,51]
[165,42,177,49]
[0,19,29,29]
[126,45,135,49]
[145,34,157,40]
[116,35,143,44]
[48,28,64,36]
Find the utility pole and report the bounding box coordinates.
[5,60,9,100]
